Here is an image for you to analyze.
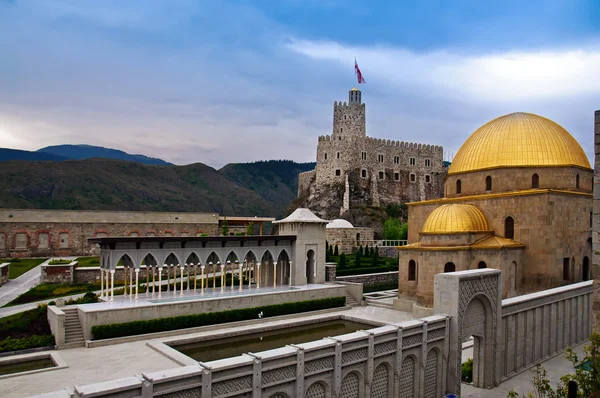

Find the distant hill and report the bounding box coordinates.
[0,159,316,217]
[38,145,172,166]
[0,148,69,162]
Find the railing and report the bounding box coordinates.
[357,240,408,247]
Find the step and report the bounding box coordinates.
[366,300,394,310]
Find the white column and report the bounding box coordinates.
[200,265,205,295]
[123,267,128,297]
[173,265,177,295]
[158,266,163,297]
[289,261,292,285]
[210,262,215,290]
[194,264,198,292]
[135,268,139,299]
[220,263,225,292]
[110,269,115,301]
[257,263,261,289]
[130,267,134,298]
[239,263,243,291]
[151,266,156,294]
[187,264,191,291]
[273,262,277,288]
[180,265,184,295]
[105,269,109,297]
[100,269,104,298]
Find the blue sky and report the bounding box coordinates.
[1,0,600,167]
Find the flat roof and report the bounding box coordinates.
[88,234,297,245]
[0,209,219,224]
[218,216,276,222]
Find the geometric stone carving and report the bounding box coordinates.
[157,387,202,398]
[262,365,296,385]
[399,356,415,398]
[374,341,397,356]
[462,297,486,339]
[211,375,252,396]
[340,372,360,398]
[424,349,438,398]
[342,348,368,364]
[305,382,326,398]
[304,357,335,374]
[371,363,389,398]
[427,328,446,341]
[401,334,422,348]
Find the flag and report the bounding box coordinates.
[354,58,365,84]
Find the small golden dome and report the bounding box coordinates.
[421,204,490,234]
[448,112,590,175]
[350,88,359,91]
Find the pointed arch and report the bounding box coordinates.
[340,370,362,398]
[242,250,257,263]
[276,248,290,263]
[226,251,240,263]
[261,250,274,263]
[205,251,221,265]
[399,355,417,398]
[185,252,200,265]
[163,252,181,266]
[116,253,134,267]
[141,253,159,266]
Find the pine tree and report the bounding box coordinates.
[334,245,339,256]
[359,245,364,256]
[339,253,346,269]
[371,246,379,267]
[355,249,361,268]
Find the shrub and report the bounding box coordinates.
[371,247,379,267]
[0,335,55,353]
[334,245,339,256]
[462,358,473,383]
[363,281,398,293]
[48,259,71,265]
[354,250,361,268]
[338,253,346,269]
[91,296,346,340]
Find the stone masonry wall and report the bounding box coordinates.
[298,169,316,196]
[593,109,600,331]
[336,271,399,287]
[0,263,8,286]
[0,221,218,259]
[326,227,374,254]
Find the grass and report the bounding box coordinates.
[2,283,102,307]
[48,259,72,265]
[75,256,100,267]
[0,258,47,279]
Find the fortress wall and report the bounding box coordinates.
[298,169,316,195]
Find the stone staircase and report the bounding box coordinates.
[365,298,395,310]
[63,307,85,348]
[345,293,360,307]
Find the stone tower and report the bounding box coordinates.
[332,88,366,139]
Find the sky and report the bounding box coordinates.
[1,0,600,168]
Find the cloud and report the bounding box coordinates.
[285,38,600,103]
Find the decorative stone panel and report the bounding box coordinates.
[371,364,389,398]
[340,372,360,398]
[398,356,415,398]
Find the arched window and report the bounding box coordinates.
[444,262,455,273]
[504,216,514,239]
[576,174,580,189]
[485,176,492,191]
[532,173,539,188]
[478,261,487,269]
[356,233,361,242]
[583,256,590,281]
[408,260,416,281]
[456,179,462,194]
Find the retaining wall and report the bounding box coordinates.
[336,271,399,287]
[0,263,8,286]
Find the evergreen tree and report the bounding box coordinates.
[334,244,339,256]
[338,253,346,269]
[221,217,229,236]
[359,245,364,256]
[245,222,254,236]
[355,249,361,268]
[371,246,379,267]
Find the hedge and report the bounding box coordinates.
[91,296,346,340]
[336,265,397,277]
[0,335,55,353]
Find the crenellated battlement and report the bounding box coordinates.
[318,134,442,152]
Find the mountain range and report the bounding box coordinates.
[0,144,172,165]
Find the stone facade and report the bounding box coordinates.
[326,226,374,254]
[0,209,220,258]
[0,263,8,286]
[297,89,445,221]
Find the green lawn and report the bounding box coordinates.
[75,256,101,267]
[0,258,47,279]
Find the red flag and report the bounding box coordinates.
[354,59,365,84]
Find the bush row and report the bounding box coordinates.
[0,335,55,353]
[363,281,399,293]
[91,296,346,340]
[336,265,397,277]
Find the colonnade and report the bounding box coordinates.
[98,260,291,301]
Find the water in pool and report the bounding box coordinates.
[0,357,55,376]
[175,320,372,362]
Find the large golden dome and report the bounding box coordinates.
[421,204,490,234]
[448,112,590,175]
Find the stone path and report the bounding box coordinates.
[0,257,77,309]
[461,342,586,397]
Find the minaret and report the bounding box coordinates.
[332,88,366,139]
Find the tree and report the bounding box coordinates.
[371,246,379,267]
[245,222,254,236]
[359,245,364,256]
[338,253,346,269]
[355,249,361,268]
[334,245,339,256]
[221,217,229,236]
[382,218,408,240]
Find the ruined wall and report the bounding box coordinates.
[298,169,316,196]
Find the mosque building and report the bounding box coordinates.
[397,112,593,307]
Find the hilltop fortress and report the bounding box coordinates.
[297,88,445,224]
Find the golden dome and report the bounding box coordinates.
[448,112,590,175]
[421,204,490,234]
[350,87,359,91]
